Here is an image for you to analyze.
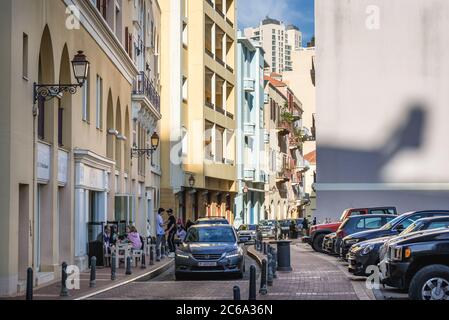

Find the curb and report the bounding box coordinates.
[75,259,174,300]
[247,247,264,267]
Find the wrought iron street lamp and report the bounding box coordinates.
[34,51,90,104]
[188,175,196,188]
[131,132,160,159]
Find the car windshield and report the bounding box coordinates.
[185,227,236,243]
[280,220,290,226]
[239,225,256,231]
[400,222,419,235]
[380,215,404,230]
[260,220,275,226]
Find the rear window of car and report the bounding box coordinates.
[348,210,365,217]
[356,217,383,229]
[428,221,449,229]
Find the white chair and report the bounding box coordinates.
[132,249,144,267]
[113,243,131,269]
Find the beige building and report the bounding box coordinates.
[283,47,316,219]
[244,17,302,73]
[263,75,307,220]
[160,0,237,224]
[0,0,161,297]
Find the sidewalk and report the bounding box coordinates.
[11,257,173,300]
[248,241,375,300]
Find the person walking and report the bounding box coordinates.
[166,209,177,257]
[156,208,165,261]
[302,217,310,237]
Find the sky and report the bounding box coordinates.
[237,0,315,45]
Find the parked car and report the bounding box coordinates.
[195,217,230,225]
[341,210,449,255]
[308,207,397,252]
[379,228,449,300]
[322,233,338,255]
[337,214,397,259]
[237,224,257,243]
[348,216,449,276]
[257,220,281,239]
[175,224,245,280]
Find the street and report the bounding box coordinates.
[87,253,260,300]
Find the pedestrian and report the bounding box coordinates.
[176,224,187,244]
[156,208,165,261]
[165,209,177,257]
[110,225,118,246]
[289,220,297,239]
[313,217,317,226]
[127,226,142,251]
[185,219,194,230]
[302,218,309,237]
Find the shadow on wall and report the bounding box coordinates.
[317,104,427,183]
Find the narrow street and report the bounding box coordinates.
[87,253,260,300]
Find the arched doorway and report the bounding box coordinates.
[57,44,73,264]
[35,25,56,273]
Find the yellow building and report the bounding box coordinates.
[160,0,237,224]
[0,0,161,297]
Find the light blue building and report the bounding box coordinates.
[234,31,268,228]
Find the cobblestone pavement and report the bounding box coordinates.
[88,255,260,300]
[249,241,375,300]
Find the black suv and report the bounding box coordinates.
[348,216,449,276]
[341,210,449,252]
[380,228,449,300]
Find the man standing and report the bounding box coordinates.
[166,209,177,257]
[156,208,165,261]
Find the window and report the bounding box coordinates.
[356,217,382,229]
[22,33,28,79]
[82,73,90,121]
[182,21,188,47]
[182,76,188,101]
[96,75,103,129]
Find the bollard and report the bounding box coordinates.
[271,247,278,279]
[161,243,165,259]
[249,265,257,300]
[141,250,147,269]
[276,241,292,272]
[150,245,155,265]
[259,259,268,295]
[60,262,69,297]
[126,256,132,275]
[90,256,97,288]
[263,242,267,255]
[233,286,241,300]
[267,249,274,286]
[111,252,117,280]
[254,239,258,251]
[26,267,33,300]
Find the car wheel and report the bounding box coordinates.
[409,264,449,300]
[312,234,326,253]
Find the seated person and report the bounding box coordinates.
[127,226,142,250]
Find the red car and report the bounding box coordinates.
[308,207,397,252]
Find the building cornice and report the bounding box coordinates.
[64,0,139,84]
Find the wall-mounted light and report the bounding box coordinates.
[117,134,127,141]
[188,175,196,188]
[108,129,119,136]
[131,132,160,159]
[34,51,90,104]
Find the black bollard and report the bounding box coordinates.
[249,265,257,300]
[271,247,278,279]
[126,256,132,275]
[259,259,268,295]
[60,262,68,297]
[141,250,147,269]
[233,286,241,300]
[267,249,274,286]
[149,245,155,265]
[26,267,33,300]
[276,241,292,272]
[111,253,117,280]
[263,242,267,255]
[90,256,97,288]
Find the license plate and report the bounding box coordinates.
[240,237,249,242]
[198,262,217,267]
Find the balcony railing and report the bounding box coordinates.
[226,111,234,120]
[226,17,234,28]
[277,120,291,135]
[133,72,161,113]
[216,105,226,115]
[226,65,234,73]
[243,78,255,92]
[216,56,225,67]
[206,0,214,8]
[216,7,225,18]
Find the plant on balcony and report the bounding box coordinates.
[280,102,295,123]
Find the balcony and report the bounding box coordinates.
[243,78,255,92]
[296,159,310,173]
[264,93,269,104]
[276,120,291,135]
[289,135,301,149]
[226,65,234,73]
[132,72,161,113]
[244,122,256,136]
[244,168,256,181]
[264,130,270,144]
